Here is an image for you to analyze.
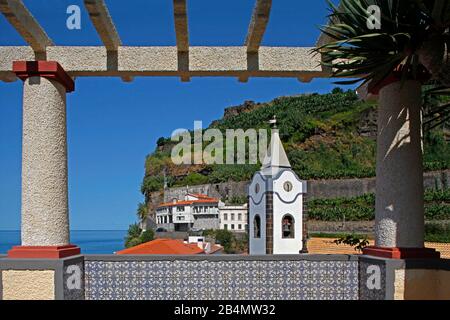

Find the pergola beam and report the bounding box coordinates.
[0,0,53,53]
[0,46,325,81]
[84,0,120,50]
[84,0,132,82]
[173,0,190,82]
[245,0,272,53]
[173,0,189,52]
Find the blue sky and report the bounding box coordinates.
[0,0,344,230]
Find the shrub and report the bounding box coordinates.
[125,237,142,249]
[124,223,142,248]
[425,222,450,243]
[214,229,234,253]
[141,175,164,195]
[333,234,370,252]
[140,229,154,243]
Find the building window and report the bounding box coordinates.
[282,214,295,238]
[254,215,261,238]
[223,213,228,221]
[177,206,185,212]
[284,181,293,192]
[231,213,235,221]
[238,213,242,221]
[231,224,235,230]
[224,224,228,230]
[238,224,242,230]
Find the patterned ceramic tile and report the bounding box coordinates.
[84,259,359,300]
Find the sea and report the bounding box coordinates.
[0,230,127,254]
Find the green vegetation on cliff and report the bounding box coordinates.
[141,88,450,197]
[307,189,450,221]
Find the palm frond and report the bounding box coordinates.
[314,0,450,89]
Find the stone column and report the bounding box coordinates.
[8,61,80,259]
[363,80,439,259]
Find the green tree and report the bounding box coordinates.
[214,229,234,253]
[137,202,148,222]
[124,223,142,248]
[140,229,155,243]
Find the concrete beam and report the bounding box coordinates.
[173,0,189,52]
[245,0,272,53]
[83,0,132,82]
[0,46,325,81]
[0,0,53,53]
[84,0,121,50]
[173,0,190,82]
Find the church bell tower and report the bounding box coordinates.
[248,117,307,254]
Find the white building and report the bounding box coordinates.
[156,193,220,232]
[219,203,248,233]
[248,125,307,254]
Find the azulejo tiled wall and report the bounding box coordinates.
[84,257,359,300]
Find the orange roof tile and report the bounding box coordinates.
[116,238,205,255]
[157,198,219,208]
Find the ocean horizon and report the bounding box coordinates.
[0,230,127,254]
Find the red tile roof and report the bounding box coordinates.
[157,194,219,208]
[116,238,205,255]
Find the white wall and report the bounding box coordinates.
[219,206,248,232]
[272,170,304,254]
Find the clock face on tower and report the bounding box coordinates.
[283,181,293,192]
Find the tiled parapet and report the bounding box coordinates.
[84,255,359,300]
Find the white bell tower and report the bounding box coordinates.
[248,117,307,254]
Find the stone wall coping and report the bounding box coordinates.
[83,254,359,261]
[360,255,450,270]
[0,255,84,270]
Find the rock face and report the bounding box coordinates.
[223,100,262,119]
[210,100,263,126]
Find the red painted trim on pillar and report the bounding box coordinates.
[7,245,81,259]
[368,66,430,95]
[362,246,440,259]
[12,61,75,92]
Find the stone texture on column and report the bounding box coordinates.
[363,80,439,259]
[8,61,79,259]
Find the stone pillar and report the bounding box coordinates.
[265,192,273,254]
[363,80,439,259]
[7,61,80,259]
[300,196,308,254]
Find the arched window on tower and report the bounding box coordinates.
[254,214,261,238]
[282,214,294,238]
